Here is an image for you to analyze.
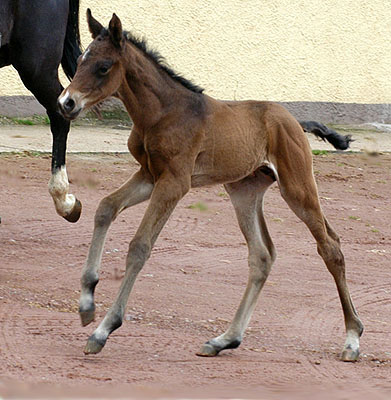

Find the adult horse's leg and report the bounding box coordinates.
[198,170,276,356]
[47,109,81,222]
[11,0,82,221]
[83,170,190,354]
[15,67,82,221]
[79,169,154,326]
[274,124,363,361]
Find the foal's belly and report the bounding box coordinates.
[191,146,265,188]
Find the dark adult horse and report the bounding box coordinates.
[0,0,82,222]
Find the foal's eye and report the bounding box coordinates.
[98,66,110,75]
[95,61,113,77]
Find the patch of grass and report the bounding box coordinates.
[312,150,329,156]
[12,117,34,125]
[348,215,361,221]
[25,150,45,158]
[0,115,51,126]
[5,150,49,158]
[0,108,130,128]
[187,201,208,211]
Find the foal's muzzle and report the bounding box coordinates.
[58,92,82,120]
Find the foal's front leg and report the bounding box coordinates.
[84,172,189,354]
[79,169,154,326]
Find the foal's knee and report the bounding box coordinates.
[127,237,152,271]
[317,239,345,277]
[94,197,117,228]
[249,246,274,286]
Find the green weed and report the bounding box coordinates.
[187,201,208,211]
[312,150,329,156]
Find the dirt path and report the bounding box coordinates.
[0,150,391,399]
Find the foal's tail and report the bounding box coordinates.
[299,120,353,150]
[61,0,82,80]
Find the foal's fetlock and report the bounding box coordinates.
[79,276,99,326]
[79,294,97,326]
[340,327,362,362]
[196,338,241,357]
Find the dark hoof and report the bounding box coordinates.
[63,198,82,223]
[84,335,105,355]
[79,308,95,327]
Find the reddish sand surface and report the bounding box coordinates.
[0,152,391,399]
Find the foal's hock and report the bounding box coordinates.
[58,10,363,361]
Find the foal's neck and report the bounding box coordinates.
[118,41,187,130]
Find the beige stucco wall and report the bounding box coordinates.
[0,0,390,104]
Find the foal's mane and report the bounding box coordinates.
[122,30,204,94]
[100,28,204,94]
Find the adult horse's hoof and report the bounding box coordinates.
[84,335,105,355]
[341,348,360,362]
[196,342,219,357]
[79,309,95,327]
[63,198,82,223]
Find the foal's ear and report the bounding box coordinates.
[87,9,104,39]
[108,13,123,48]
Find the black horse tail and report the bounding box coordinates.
[61,0,82,80]
[299,120,353,151]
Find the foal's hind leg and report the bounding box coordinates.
[198,172,276,356]
[278,162,363,361]
[79,169,154,326]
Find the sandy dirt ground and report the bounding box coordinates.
[0,126,391,399]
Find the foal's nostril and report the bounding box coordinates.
[64,98,75,113]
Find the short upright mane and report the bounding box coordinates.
[121,30,204,94]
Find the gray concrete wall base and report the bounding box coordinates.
[0,96,390,124]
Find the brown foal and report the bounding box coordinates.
[58,10,363,361]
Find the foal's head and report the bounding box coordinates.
[58,10,126,120]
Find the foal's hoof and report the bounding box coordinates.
[79,309,95,327]
[84,336,105,355]
[196,339,241,357]
[196,342,219,357]
[63,198,82,223]
[341,347,360,362]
